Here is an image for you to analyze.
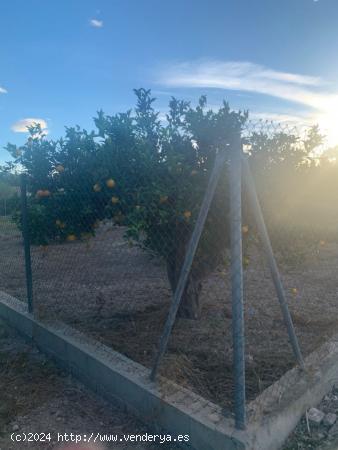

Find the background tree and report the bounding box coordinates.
[247,125,323,215]
[0,170,20,216]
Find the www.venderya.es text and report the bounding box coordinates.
[11,431,190,444]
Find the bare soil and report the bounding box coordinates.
[1,221,338,410]
[0,319,181,450]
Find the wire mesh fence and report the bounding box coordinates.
[1,107,338,429]
[0,200,26,304]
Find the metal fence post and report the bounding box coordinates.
[242,156,304,369]
[229,135,246,430]
[20,173,33,314]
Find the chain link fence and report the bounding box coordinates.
[1,114,337,429]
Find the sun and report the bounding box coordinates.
[313,96,338,147]
[317,113,338,147]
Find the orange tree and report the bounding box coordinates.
[6,124,108,245]
[6,89,247,318]
[93,89,248,318]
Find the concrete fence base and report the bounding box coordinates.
[1,291,338,450]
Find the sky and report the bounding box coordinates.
[1,0,338,163]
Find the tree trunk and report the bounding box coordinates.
[166,259,202,320]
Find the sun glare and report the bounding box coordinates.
[312,95,338,148]
[318,112,338,147]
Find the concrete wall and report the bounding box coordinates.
[0,292,246,450]
[246,336,338,449]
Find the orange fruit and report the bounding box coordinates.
[159,195,168,204]
[292,288,298,295]
[55,164,64,173]
[183,210,192,220]
[111,196,119,204]
[55,220,66,229]
[36,190,50,198]
[242,225,249,234]
[93,183,101,192]
[66,234,77,242]
[106,178,116,188]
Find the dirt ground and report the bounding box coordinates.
[0,318,182,450]
[1,220,338,410]
[282,386,338,450]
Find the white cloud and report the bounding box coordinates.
[90,19,103,28]
[11,118,48,134]
[157,60,337,111]
[157,60,338,145]
[0,87,7,94]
